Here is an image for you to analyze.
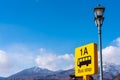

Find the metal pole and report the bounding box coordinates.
[98,26,103,80]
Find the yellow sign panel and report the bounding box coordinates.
[75,43,98,77]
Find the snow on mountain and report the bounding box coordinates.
[8,66,54,79]
[0,62,120,80]
[93,62,120,80]
[103,62,120,76]
[8,66,74,80]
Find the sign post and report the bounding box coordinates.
[75,43,98,80]
[83,75,89,80]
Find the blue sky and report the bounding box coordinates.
[0,0,120,77]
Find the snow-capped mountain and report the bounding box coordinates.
[103,62,120,76]
[93,62,120,80]
[8,66,54,79]
[0,62,120,80]
[8,66,74,80]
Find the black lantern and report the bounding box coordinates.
[94,4,105,27]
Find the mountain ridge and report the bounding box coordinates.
[8,66,74,80]
[0,62,120,80]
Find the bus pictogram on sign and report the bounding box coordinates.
[77,56,91,68]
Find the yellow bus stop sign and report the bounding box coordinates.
[75,43,98,77]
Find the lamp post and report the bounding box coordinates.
[94,4,105,80]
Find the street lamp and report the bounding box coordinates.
[94,4,105,80]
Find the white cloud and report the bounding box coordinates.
[102,37,120,65]
[7,44,35,61]
[0,50,13,76]
[35,54,56,70]
[12,53,35,66]
[35,49,74,71]
[64,64,74,70]
[0,44,37,77]
[0,46,72,77]
[58,54,73,60]
[113,37,120,47]
[0,50,12,68]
